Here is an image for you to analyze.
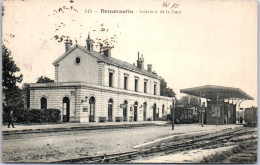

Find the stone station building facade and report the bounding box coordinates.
[30,35,173,123]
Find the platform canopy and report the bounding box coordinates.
[180,85,253,101]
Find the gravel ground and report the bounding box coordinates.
[2,124,240,163]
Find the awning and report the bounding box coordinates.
[180,85,253,100]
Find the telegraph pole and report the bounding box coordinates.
[216,91,219,126]
[199,91,203,127]
[201,102,205,127]
[172,97,175,130]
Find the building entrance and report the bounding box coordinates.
[143,102,147,121]
[108,99,113,122]
[63,97,70,122]
[134,101,138,121]
[89,97,95,122]
[153,103,158,121]
[123,100,128,121]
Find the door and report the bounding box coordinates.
[240,116,243,124]
[108,105,113,121]
[123,100,128,121]
[162,105,165,117]
[143,103,147,121]
[108,99,113,122]
[153,104,157,121]
[63,97,70,122]
[41,97,47,109]
[123,107,127,121]
[89,97,95,122]
[134,101,138,121]
[134,106,138,121]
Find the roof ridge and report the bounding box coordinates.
[52,44,161,80]
[78,45,161,79]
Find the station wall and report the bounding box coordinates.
[30,86,172,123]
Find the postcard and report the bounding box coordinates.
[2,0,257,163]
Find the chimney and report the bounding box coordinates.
[86,34,95,52]
[65,40,72,52]
[103,46,113,58]
[137,52,144,69]
[147,64,152,72]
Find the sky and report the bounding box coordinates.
[2,0,258,108]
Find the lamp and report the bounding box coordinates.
[71,91,75,95]
[81,96,88,103]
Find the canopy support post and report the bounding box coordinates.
[217,91,219,126]
[224,96,227,125]
[172,97,175,130]
[199,91,204,127]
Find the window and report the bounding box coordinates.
[124,76,128,90]
[75,57,80,64]
[41,97,47,109]
[144,81,147,93]
[109,72,113,87]
[135,79,138,92]
[154,83,157,95]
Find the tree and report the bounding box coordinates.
[2,45,23,107]
[177,95,200,108]
[22,83,30,108]
[160,78,176,97]
[36,76,54,83]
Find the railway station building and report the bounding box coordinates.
[29,35,173,123]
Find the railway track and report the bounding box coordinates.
[53,127,257,163]
[227,142,257,163]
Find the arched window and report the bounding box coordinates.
[108,99,113,104]
[41,97,47,109]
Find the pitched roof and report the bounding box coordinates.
[53,44,161,80]
[180,85,253,100]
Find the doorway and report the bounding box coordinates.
[108,99,113,122]
[63,97,70,122]
[153,103,157,121]
[134,101,138,121]
[123,100,128,121]
[89,97,95,122]
[143,102,147,121]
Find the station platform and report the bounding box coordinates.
[2,121,168,135]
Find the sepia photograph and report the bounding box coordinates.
[2,0,258,163]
